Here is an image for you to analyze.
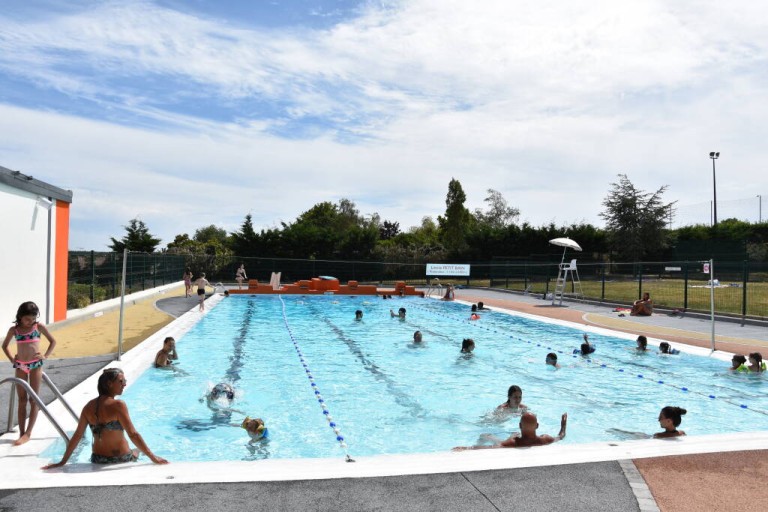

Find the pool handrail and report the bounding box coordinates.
[2,371,78,443]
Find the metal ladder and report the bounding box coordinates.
[552,259,584,306]
[2,372,79,443]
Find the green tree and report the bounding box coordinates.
[230,214,259,256]
[109,218,161,253]
[194,225,229,245]
[437,178,474,255]
[474,189,519,229]
[379,220,400,240]
[600,174,675,261]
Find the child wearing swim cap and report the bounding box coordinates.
[241,416,269,442]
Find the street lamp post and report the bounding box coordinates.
[759,194,763,223]
[709,152,719,226]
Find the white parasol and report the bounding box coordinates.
[549,237,582,266]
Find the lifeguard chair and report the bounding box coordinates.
[552,259,583,306]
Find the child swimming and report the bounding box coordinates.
[241,416,269,442]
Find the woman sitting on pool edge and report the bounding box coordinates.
[654,406,686,438]
[42,368,168,468]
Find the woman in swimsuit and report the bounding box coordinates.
[2,301,57,446]
[42,368,168,468]
[183,268,193,297]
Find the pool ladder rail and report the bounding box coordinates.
[1,371,79,443]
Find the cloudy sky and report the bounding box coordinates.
[1,0,766,250]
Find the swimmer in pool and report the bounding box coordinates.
[496,385,528,413]
[636,335,648,352]
[355,310,363,321]
[205,383,235,410]
[748,352,766,373]
[730,354,748,372]
[390,307,406,319]
[454,412,567,450]
[653,406,687,438]
[240,416,269,442]
[413,331,423,343]
[577,334,595,355]
[460,338,475,353]
[545,352,560,368]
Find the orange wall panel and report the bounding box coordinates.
[54,202,70,321]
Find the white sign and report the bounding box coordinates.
[665,267,682,272]
[426,263,471,276]
[702,263,710,274]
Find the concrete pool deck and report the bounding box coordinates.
[1,285,767,511]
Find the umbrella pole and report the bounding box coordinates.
[552,248,567,305]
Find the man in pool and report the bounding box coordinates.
[390,307,406,319]
[453,412,567,450]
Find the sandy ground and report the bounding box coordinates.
[45,286,187,358]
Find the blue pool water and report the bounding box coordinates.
[55,295,768,463]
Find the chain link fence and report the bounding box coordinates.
[67,251,187,309]
[67,252,767,320]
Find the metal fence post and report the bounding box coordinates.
[683,261,689,310]
[601,262,606,301]
[638,263,643,299]
[90,250,95,304]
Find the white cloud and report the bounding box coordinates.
[1,0,767,251]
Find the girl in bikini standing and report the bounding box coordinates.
[2,301,57,446]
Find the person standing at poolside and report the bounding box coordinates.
[453,412,567,450]
[2,301,57,446]
[235,264,247,290]
[183,267,193,297]
[195,273,211,312]
[42,368,168,468]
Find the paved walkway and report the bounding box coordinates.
[1,285,767,511]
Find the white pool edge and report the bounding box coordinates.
[0,294,762,490]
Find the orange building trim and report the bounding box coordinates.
[54,202,70,321]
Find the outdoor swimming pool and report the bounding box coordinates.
[45,295,768,463]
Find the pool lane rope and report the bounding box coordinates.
[409,301,768,417]
[279,296,355,462]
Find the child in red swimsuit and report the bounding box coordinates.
[2,301,57,446]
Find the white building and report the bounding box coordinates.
[0,165,73,324]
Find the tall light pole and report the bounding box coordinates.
[759,194,763,223]
[709,152,719,226]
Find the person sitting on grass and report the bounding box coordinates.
[453,412,567,450]
[630,293,653,316]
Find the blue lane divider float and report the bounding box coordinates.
[279,296,355,462]
[409,301,766,416]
